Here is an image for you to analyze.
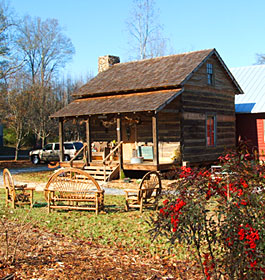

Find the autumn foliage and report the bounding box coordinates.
[151,143,265,279]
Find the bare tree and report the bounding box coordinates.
[6,71,31,160]
[14,16,75,147]
[126,0,168,60]
[53,74,93,142]
[256,53,265,64]
[0,1,25,83]
[15,16,75,86]
[55,74,93,107]
[0,1,12,81]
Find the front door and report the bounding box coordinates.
[122,122,138,161]
[122,123,136,143]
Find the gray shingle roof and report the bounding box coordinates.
[51,89,182,118]
[73,49,215,97]
[52,49,243,118]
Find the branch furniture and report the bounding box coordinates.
[124,171,162,213]
[3,168,34,208]
[44,167,104,215]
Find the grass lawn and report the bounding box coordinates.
[0,189,187,259]
[13,170,54,183]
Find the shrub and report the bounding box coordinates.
[150,144,265,279]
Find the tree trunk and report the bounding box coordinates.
[41,136,45,149]
[15,144,19,161]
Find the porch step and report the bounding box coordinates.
[83,165,118,181]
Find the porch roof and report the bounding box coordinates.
[51,89,182,118]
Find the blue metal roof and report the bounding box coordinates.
[230,65,265,113]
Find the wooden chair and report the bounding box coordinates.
[124,171,162,213]
[44,167,105,215]
[3,168,34,208]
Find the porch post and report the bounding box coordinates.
[86,118,92,163]
[59,117,64,162]
[152,113,159,165]
[117,115,123,177]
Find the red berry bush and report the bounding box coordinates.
[150,144,265,279]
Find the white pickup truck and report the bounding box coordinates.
[29,142,83,164]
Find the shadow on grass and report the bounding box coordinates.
[33,202,48,208]
[34,202,127,214]
[104,204,125,213]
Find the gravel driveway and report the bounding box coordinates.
[0,166,125,194]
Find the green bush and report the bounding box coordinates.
[3,127,35,148]
[3,127,16,146]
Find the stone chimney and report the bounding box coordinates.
[98,55,120,73]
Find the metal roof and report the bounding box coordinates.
[230,65,265,113]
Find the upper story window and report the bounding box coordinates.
[207,63,214,85]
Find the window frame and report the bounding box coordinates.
[206,113,217,147]
[206,63,214,86]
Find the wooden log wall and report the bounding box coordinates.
[90,115,117,142]
[136,112,153,142]
[181,55,237,163]
[158,96,181,161]
[158,115,181,141]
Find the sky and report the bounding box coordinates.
[9,0,265,78]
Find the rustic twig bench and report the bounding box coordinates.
[44,167,104,215]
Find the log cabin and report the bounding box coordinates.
[231,65,265,161]
[51,49,243,180]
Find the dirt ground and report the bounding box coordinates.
[0,160,34,169]
[0,160,203,279]
[0,220,202,280]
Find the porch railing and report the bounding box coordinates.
[69,143,88,167]
[102,141,123,181]
[67,141,123,181]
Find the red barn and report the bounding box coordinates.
[231,65,265,160]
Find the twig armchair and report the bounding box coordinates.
[124,171,162,213]
[3,168,34,208]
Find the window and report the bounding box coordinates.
[207,63,214,85]
[206,114,216,147]
[73,142,83,150]
[64,143,74,150]
[54,144,60,150]
[44,144,53,150]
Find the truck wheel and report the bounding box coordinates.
[31,155,40,165]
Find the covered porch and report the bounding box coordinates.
[51,89,183,180]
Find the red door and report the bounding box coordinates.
[256,119,265,160]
